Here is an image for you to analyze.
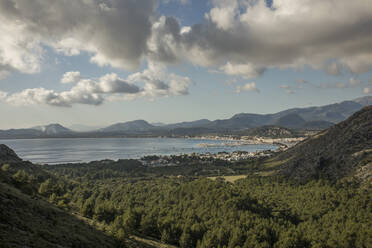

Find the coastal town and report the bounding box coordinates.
[140,150,275,167]
[188,135,306,147]
[138,134,309,167]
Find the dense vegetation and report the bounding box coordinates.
[3,158,370,248]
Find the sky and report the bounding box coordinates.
[0,0,371,129]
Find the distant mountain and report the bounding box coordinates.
[201,96,371,130]
[165,119,212,129]
[0,96,370,139]
[274,106,372,181]
[0,124,72,139]
[100,120,155,132]
[32,124,72,135]
[270,100,364,124]
[209,114,271,130]
[68,124,104,132]
[151,122,167,127]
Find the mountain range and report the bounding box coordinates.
[0,96,371,139]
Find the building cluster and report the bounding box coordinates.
[140,149,275,167]
[198,150,273,161]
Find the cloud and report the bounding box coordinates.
[280,85,290,89]
[127,63,191,99]
[3,67,190,107]
[4,73,142,107]
[206,0,238,31]
[1,0,372,89]
[236,82,260,93]
[286,90,295,94]
[98,74,142,94]
[363,87,371,94]
[61,71,81,84]
[153,0,372,76]
[0,0,157,75]
[6,88,75,107]
[220,62,265,79]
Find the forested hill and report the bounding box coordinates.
[1,143,372,247]
[276,106,372,181]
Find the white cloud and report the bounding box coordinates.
[206,0,238,31]
[3,66,190,107]
[127,63,191,99]
[220,62,265,79]
[280,85,290,89]
[61,71,81,84]
[363,87,371,94]
[4,73,142,107]
[6,88,73,107]
[236,82,260,93]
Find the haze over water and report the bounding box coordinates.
[1,138,277,164]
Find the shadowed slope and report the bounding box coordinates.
[274,106,372,181]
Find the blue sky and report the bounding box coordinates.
[0,0,371,129]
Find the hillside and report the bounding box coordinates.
[270,106,372,181]
[0,182,120,248]
[0,146,163,248]
[0,144,22,162]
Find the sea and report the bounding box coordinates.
[1,138,277,164]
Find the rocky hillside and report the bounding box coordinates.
[275,106,372,181]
